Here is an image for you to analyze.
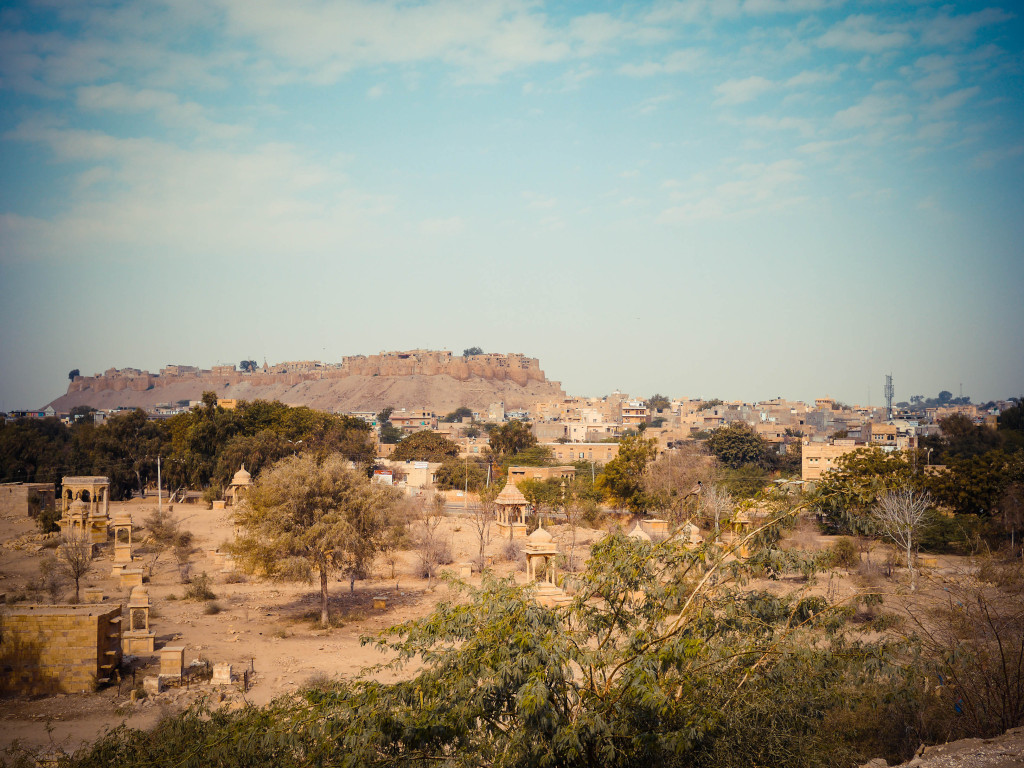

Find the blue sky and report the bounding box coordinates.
[1,0,1022,410]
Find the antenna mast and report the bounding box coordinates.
[884,373,894,421]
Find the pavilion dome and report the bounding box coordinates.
[627,523,652,542]
[231,465,252,486]
[496,482,526,505]
[528,526,553,544]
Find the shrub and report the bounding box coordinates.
[203,602,222,615]
[501,538,522,562]
[38,505,61,535]
[826,537,860,569]
[184,572,216,601]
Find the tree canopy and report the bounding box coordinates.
[488,420,537,462]
[232,453,402,625]
[390,431,460,463]
[595,435,658,513]
[704,422,774,470]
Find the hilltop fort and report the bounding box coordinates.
[50,350,566,414]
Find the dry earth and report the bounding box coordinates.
[0,499,978,760]
[47,373,566,414]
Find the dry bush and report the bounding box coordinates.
[976,550,1024,591]
[904,579,1024,738]
[825,537,860,569]
[780,515,822,552]
[184,572,216,601]
[501,538,522,562]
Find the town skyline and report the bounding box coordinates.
[7,348,1015,414]
[2,1,1022,411]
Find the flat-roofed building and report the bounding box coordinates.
[801,439,862,482]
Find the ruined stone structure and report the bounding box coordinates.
[0,605,122,694]
[0,482,55,519]
[122,585,155,654]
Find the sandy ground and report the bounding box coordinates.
[0,497,970,759]
[0,496,605,757]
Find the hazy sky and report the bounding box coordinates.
[1,0,1022,410]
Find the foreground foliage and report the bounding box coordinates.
[46,515,994,768]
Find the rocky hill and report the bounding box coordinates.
[48,350,567,414]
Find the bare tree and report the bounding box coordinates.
[470,487,496,571]
[58,532,93,602]
[644,442,716,524]
[414,494,450,589]
[698,484,733,537]
[874,487,932,590]
[563,498,596,573]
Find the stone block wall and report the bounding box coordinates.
[0,483,55,518]
[0,605,122,694]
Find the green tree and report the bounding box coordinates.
[434,458,487,492]
[390,431,460,462]
[937,413,1002,460]
[68,368,80,380]
[488,419,537,462]
[928,450,1019,516]
[812,447,920,535]
[646,393,671,411]
[595,435,658,513]
[501,444,552,469]
[100,409,164,497]
[704,422,773,469]
[376,407,403,444]
[462,346,483,357]
[442,406,473,423]
[232,453,402,625]
[999,398,1024,432]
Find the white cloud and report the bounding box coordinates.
[920,8,1012,48]
[659,159,806,222]
[920,86,979,120]
[367,83,386,99]
[744,114,816,137]
[214,0,577,83]
[714,75,775,105]
[1,122,392,263]
[523,192,558,209]
[619,48,703,77]
[817,15,912,53]
[419,216,465,235]
[833,93,910,130]
[76,83,243,138]
[636,93,675,114]
[972,144,1024,170]
[785,69,840,88]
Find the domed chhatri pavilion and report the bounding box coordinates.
[227,465,253,506]
[495,481,529,538]
[60,475,110,543]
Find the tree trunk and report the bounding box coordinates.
[907,539,915,591]
[320,568,329,627]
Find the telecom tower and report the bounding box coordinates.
[884,373,894,421]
